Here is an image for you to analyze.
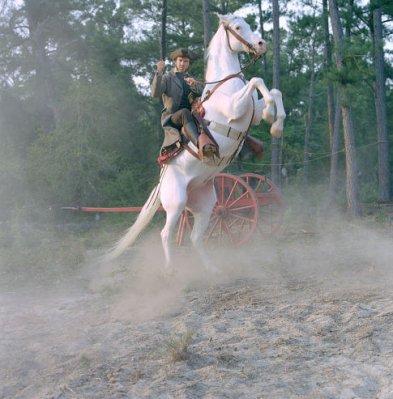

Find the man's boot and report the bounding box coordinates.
[182,122,200,148]
[198,132,218,160]
[183,122,217,160]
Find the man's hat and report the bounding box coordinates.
[170,48,197,61]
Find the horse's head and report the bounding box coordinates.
[219,15,267,57]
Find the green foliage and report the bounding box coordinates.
[26,73,158,206]
[0,0,392,226]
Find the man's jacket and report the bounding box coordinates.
[151,68,204,148]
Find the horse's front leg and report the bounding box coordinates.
[252,89,286,138]
[249,77,276,124]
[270,88,286,138]
[190,210,219,273]
[229,78,275,124]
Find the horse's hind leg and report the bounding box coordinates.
[160,175,187,271]
[188,180,217,272]
[190,211,218,273]
[161,207,184,270]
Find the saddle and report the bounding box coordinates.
[157,117,264,168]
[156,107,219,167]
[157,142,182,167]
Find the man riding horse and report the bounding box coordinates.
[109,15,285,270]
[151,48,217,160]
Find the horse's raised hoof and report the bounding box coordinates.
[263,108,275,125]
[270,122,283,139]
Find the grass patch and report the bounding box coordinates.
[165,331,193,363]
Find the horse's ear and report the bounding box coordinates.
[218,14,230,27]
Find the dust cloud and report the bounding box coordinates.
[87,212,393,324]
[1,206,393,398]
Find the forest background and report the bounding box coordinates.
[0,0,392,225]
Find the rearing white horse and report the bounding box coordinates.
[108,14,286,271]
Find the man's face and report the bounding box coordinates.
[175,57,190,73]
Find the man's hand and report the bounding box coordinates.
[184,77,197,88]
[157,60,165,74]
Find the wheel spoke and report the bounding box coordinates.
[221,219,236,244]
[206,216,220,241]
[224,180,239,207]
[227,204,256,213]
[219,177,225,203]
[227,216,248,231]
[207,174,260,245]
[218,218,225,242]
[254,179,263,191]
[226,190,250,209]
[229,212,255,223]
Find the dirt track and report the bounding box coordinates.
[1,223,393,399]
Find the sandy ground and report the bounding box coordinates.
[1,222,393,399]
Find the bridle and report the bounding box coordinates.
[224,23,260,58]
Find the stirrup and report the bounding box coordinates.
[198,132,219,160]
[202,144,217,159]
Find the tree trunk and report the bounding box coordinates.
[328,98,342,201]
[257,0,268,76]
[324,0,341,203]
[328,0,361,217]
[303,53,316,186]
[159,0,167,60]
[25,0,56,131]
[271,0,281,187]
[322,0,334,148]
[202,0,212,52]
[372,6,390,201]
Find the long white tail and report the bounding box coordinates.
[106,183,162,260]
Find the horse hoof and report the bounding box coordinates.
[263,109,275,125]
[270,123,283,138]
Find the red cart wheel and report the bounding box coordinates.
[177,173,258,246]
[239,173,284,236]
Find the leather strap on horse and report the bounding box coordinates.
[224,25,260,58]
[202,73,245,103]
[204,120,247,141]
[183,142,200,160]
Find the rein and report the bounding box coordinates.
[202,74,245,103]
[199,55,260,87]
[185,22,261,163]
